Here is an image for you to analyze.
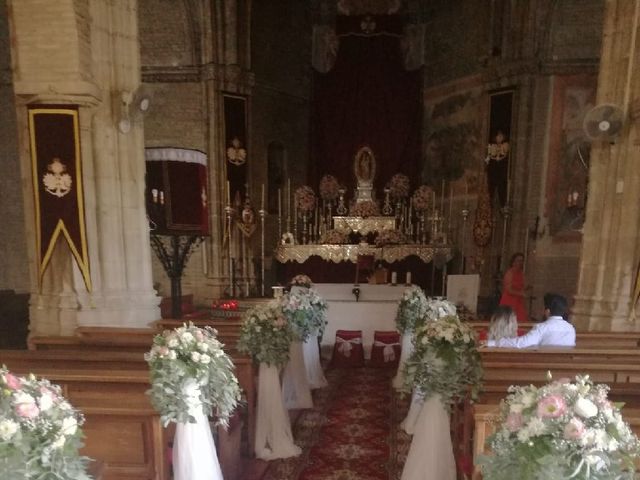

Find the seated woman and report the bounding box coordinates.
[478,305,521,342]
[488,305,518,341]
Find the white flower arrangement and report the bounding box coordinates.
[395,286,428,334]
[145,323,241,427]
[280,288,328,341]
[0,367,91,479]
[480,374,640,479]
[402,311,483,408]
[424,297,457,322]
[237,300,293,368]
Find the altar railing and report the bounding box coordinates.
[273,243,452,264]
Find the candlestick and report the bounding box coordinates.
[259,207,267,296]
[314,206,319,242]
[465,180,469,209]
[432,190,436,215]
[286,179,291,232]
[293,195,298,241]
[448,183,453,234]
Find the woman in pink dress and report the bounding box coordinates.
[499,253,528,322]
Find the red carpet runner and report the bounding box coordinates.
[263,367,410,480]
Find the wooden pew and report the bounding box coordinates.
[0,359,165,480]
[20,327,256,471]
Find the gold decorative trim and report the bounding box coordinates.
[274,244,452,264]
[333,216,396,235]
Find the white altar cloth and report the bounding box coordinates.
[314,283,404,358]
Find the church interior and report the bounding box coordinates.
[1,0,640,479]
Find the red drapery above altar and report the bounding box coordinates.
[311,16,422,193]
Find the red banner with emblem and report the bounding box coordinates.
[28,106,91,291]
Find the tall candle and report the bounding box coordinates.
[261,184,265,210]
[448,183,453,230]
[278,188,282,218]
[226,180,231,205]
[441,179,445,211]
[406,271,412,285]
[465,180,469,209]
[287,179,291,219]
[391,272,397,285]
[432,190,436,214]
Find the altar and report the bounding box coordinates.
[314,283,405,359]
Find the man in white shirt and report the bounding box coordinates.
[487,293,576,348]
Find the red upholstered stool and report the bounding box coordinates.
[370,330,401,367]
[331,330,365,368]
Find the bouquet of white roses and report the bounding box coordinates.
[395,286,428,334]
[145,323,241,427]
[424,296,457,322]
[480,375,640,480]
[280,289,316,341]
[306,287,329,338]
[237,300,293,368]
[402,313,482,408]
[0,367,91,479]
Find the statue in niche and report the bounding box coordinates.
[354,146,376,202]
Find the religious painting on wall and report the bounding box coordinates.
[545,75,596,238]
[421,84,484,193]
[28,106,91,291]
[223,94,248,205]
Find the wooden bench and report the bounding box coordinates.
[0,361,164,480]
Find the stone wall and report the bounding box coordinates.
[0,0,29,292]
[420,0,605,316]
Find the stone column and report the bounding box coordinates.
[9,0,159,335]
[573,0,640,331]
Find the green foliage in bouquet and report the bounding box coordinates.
[480,375,640,480]
[145,323,241,427]
[0,367,92,479]
[395,286,428,334]
[237,300,294,368]
[402,312,483,408]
